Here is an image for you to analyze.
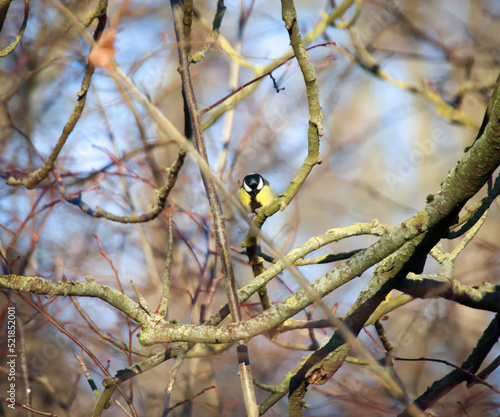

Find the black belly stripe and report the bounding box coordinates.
[250,199,261,212]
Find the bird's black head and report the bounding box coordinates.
[242,173,264,196]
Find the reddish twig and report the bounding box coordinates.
[200,42,336,115]
[168,385,216,412]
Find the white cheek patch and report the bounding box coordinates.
[243,182,252,193]
[257,177,264,190]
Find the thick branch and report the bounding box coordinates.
[399,314,500,416]
[0,275,150,325]
[170,2,258,415]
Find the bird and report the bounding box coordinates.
[237,173,276,213]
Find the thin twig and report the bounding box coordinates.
[6,0,106,189]
[0,0,29,58]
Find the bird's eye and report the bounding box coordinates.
[243,181,253,193]
[257,176,264,190]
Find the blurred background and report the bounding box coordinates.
[1,0,500,415]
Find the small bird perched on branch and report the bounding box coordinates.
[237,173,277,213]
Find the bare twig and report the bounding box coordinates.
[398,314,500,416]
[0,0,29,58]
[190,0,226,64]
[6,0,107,189]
